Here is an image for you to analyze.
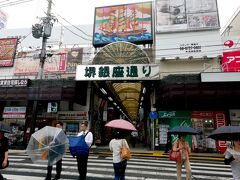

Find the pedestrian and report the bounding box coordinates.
[0,130,9,180]
[130,131,138,148]
[76,121,93,180]
[45,122,64,180]
[165,132,172,153]
[109,130,130,180]
[172,134,192,180]
[224,139,240,180]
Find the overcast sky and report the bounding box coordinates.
[1,0,240,30]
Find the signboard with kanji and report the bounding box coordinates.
[76,64,159,81]
[0,79,29,87]
[222,51,240,72]
[3,107,26,118]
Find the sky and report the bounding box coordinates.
[1,0,240,30]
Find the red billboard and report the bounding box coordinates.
[222,50,240,72]
[14,50,66,75]
[0,38,18,67]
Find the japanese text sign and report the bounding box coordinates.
[222,51,240,72]
[0,79,28,87]
[76,64,159,81]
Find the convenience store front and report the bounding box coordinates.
[158,111,192,150]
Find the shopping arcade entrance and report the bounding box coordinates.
[75,42,160,146]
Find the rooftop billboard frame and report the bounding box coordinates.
[93,2,153,47]
[156,0,220,33]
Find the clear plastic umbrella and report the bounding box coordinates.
[26,126,68,166]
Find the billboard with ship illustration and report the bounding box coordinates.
[93,2,153,47]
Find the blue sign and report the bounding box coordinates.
[149,111,157,120]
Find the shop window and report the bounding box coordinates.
[66,123,79,136]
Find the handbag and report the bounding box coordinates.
[69,132,90,156]
[169,141,181,162]
[120,139,131,161]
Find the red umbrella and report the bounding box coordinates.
[105,119,137,131]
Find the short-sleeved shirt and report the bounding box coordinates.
[0,137,8,161]
[77,130,93,147]
[225,148,240,180]
[109,139,129,163]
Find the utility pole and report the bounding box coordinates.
[30,0,55,136]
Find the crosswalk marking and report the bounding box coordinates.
[2,154,233,180]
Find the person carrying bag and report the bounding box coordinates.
[169,141,181,162]
[69,121,93,180]
[109,131,130,180]
[69,132,90,157]
[172,134,192,180]
[120,139,131,161]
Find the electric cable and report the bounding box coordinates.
[57,20,92,41]
[55,13,92,37]
[0,0,35,8]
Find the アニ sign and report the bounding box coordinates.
[222,50,240,72]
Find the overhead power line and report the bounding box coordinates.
[57,20,92,42]
[55,13,92,38]
[0,0,35,8]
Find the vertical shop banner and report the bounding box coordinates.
[213,112,227,154]
[222,51,240,72]
[14,50,67,75]
[66,48,83,73]
[66,47,93,74]
[155,119,159,146]
[159,124,169,145]
[0,38,18,67]
[156,0,219,32]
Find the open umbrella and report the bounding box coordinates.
[105,119,137,131]
[208,126,240,141]
[169,126,198,135]
[26,126,68,166]
[0,123,11,133]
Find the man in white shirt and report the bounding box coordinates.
[76,121,93,180]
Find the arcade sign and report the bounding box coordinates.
[76,64,159,81]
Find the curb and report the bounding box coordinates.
[9,149,224,161]
[90,151,224,161]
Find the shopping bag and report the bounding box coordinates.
[120,139,131,161]
[68,134,89,156]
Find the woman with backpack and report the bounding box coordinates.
[172,134,192,180]
[224,139,240,180]
[109,130,130,180]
